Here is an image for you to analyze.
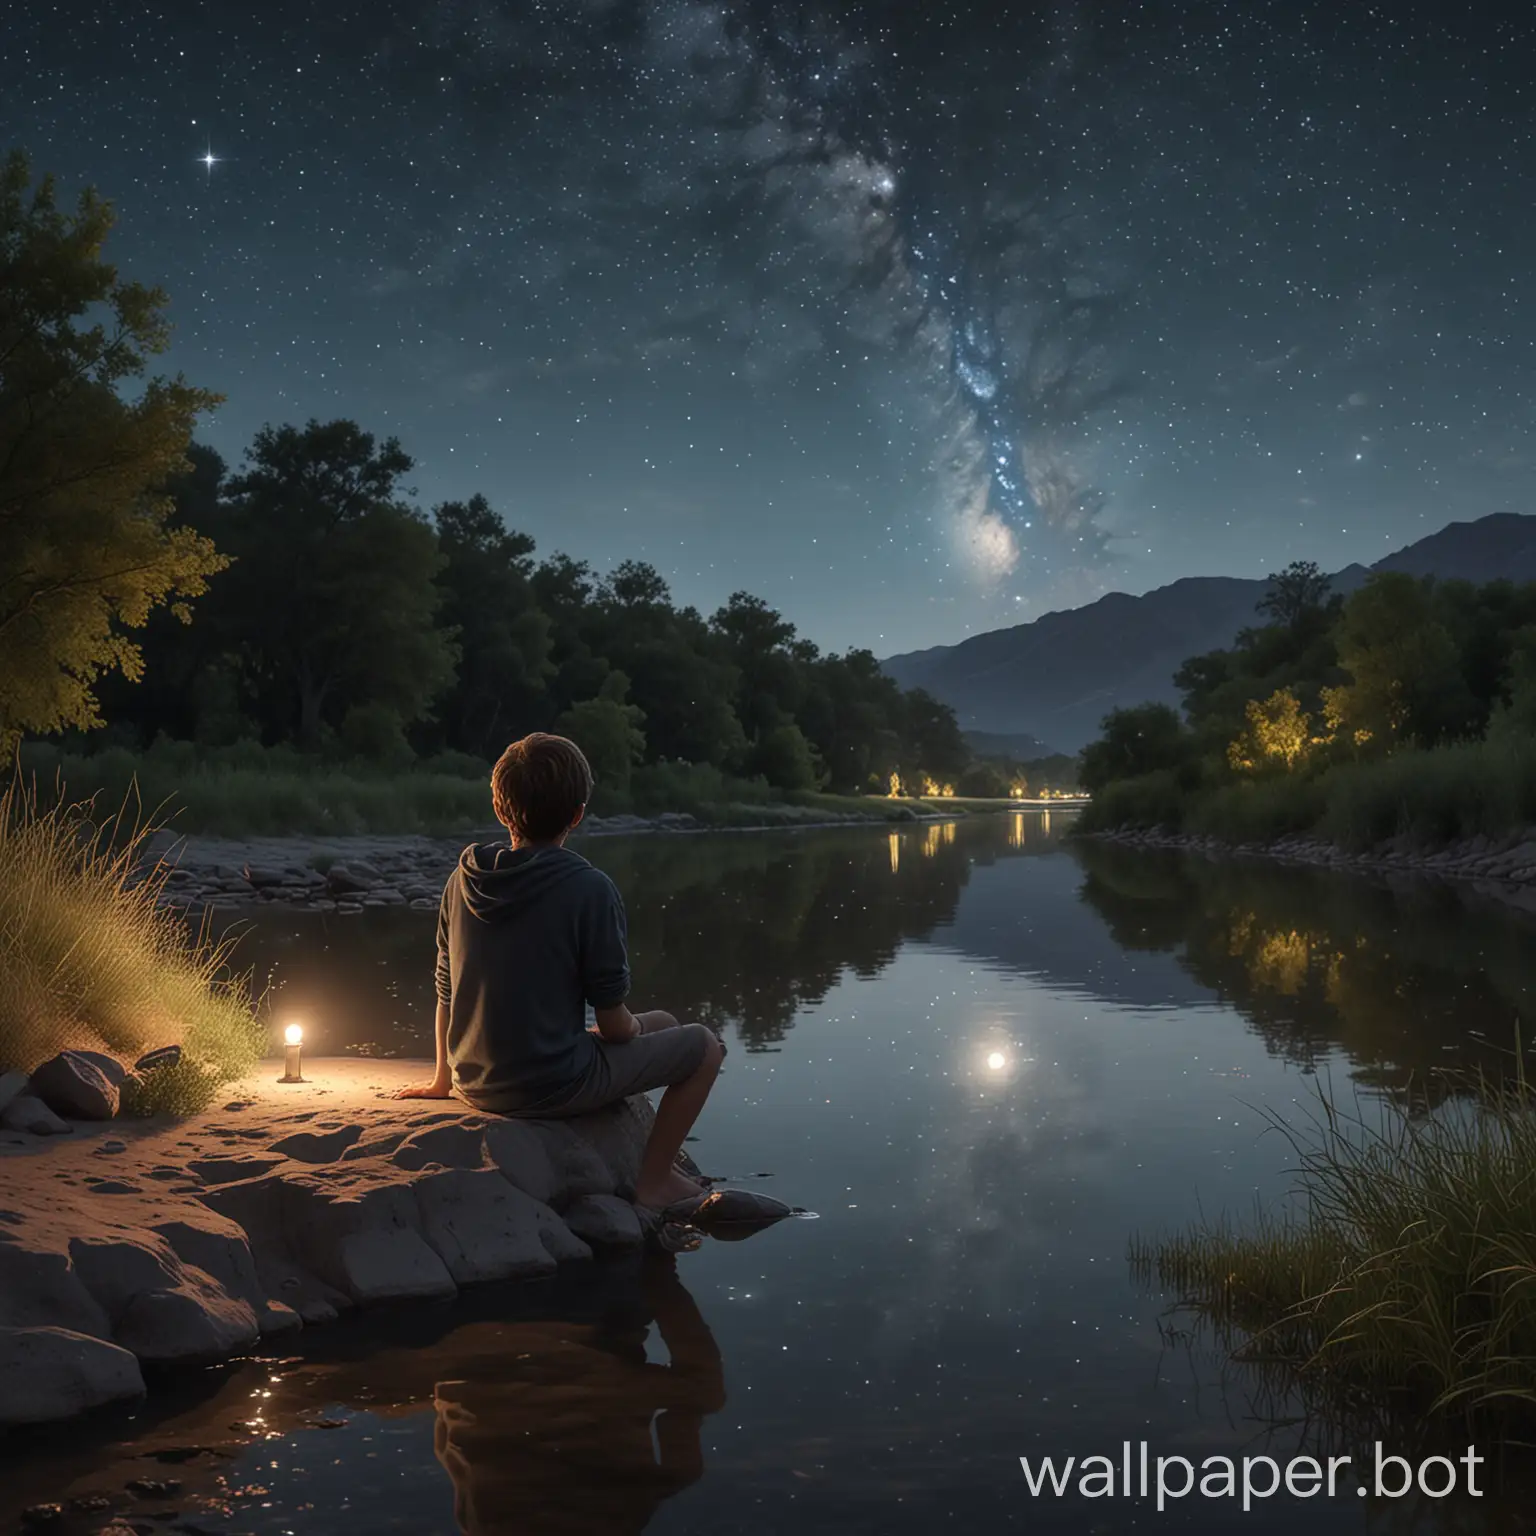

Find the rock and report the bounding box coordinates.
[562,1194,645,1249]
[96,1139,128,1155]
[68,1050,129,1087]
[30,1051,121,1120]
[412,1168,563,1283]
[258,1299,303,1334]
[134,1045,182,1075]
[269,1125,362,1163]
[325,863,375,894]
[0,1326,144,1424]
[0,1092,72,1136]
[20,1504,63,1527]
[126,1477,182,1498]
[187,1152,285,1185]
[409,898,437,911]
[390,1121,487,1172]
[241,863,286,888]
[0,1067,30,1115]
[336,901,364,915]
[67,1227,260,1362]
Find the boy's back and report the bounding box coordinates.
[438,841,630,1113]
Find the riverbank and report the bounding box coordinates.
[1081,823,1536,913]
[0,1059,655,1430]
[139,800,1028,913]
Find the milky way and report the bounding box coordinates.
[6,1,1536,649]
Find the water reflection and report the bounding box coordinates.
[435,1260,723,1535]
[221,819,1028,1058]
[0,1257,721,1536]
[1072,840,1536,1096]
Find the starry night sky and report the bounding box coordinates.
[6,1,1534,652]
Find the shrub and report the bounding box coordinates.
[339,702,416,771]
[0,777,264,1113]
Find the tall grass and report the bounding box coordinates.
[1131,1068,1536,1434]
[1081,734,1536,851]
[0,777,264,1114]
[20,741,494,836]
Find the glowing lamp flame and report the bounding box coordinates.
[284,1022,304,1047]
[986,1050,1007,1072]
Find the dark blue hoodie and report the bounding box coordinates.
[436,842,630,1112]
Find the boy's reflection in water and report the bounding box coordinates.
[432,1256,725,1535]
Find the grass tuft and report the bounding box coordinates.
[1131,1064,1536,1433]
[0,773,264,1114]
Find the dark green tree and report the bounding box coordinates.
[1079,703,1193,793]
[219,419,454,747]
[431,495,552,758]
[0,152,225,752]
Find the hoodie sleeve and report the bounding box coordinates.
[435,872,454,1007]
[579,872,631,1008]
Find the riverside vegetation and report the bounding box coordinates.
[1132,1067,1536,1443]
[1078,562,1536,1440]
[1079,559,1536,850]
[0,149,1053,835]
[0,780,263,1114]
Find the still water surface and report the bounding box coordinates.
[7,812,1536,1534]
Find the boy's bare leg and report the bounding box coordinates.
[635,1009,680,1034]
[634,1033,726,1211]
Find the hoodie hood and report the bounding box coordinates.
[457,842,593,922]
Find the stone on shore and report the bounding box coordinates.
[1,1093,72,1136]
[563,1193,646,1249]
[30,1051,122,1121]
[0,1060,659,1427]
[0,1068,30,1116]
[0,1326,144,1423]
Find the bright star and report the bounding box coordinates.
[199,144,220,176]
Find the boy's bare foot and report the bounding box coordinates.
[634,1165,707,1212]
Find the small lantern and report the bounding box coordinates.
[280,1022,305,1083]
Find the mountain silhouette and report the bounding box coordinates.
[882,514,1536,752]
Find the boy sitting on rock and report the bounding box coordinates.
[396,732,724,1212]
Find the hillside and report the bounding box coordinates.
[883,515,1536,752]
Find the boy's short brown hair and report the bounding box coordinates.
[491,733,593,842]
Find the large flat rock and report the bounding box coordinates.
[0,1059,654,1426]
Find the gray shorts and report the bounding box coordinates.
[516,1021,714,1119]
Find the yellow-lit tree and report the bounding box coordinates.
[0,152,224,753]
[1228,688,1315,773]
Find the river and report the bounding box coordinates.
[4,811,1534,1534]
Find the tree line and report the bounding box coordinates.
[0,150,977,798]
[94,422,974,796]
[1080,558,1536,798]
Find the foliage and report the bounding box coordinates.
[1323,572,1475,750]
[1227,688,1316,773]
[3,158,980,807]
[1079,703,1194,793]
[427,494,553,759]
[1132,1068,1536,1433]
[555,671,647,796]
[0,151,226,754]
[1083,559,1536,848]
[18,739,494,836]
[957,759,1012,798]
[0,776,263,1110]
[216,419,456,746]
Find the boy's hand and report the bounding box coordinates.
[394,1073,453,1100]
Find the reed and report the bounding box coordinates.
[1131,1066,1536,1432]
